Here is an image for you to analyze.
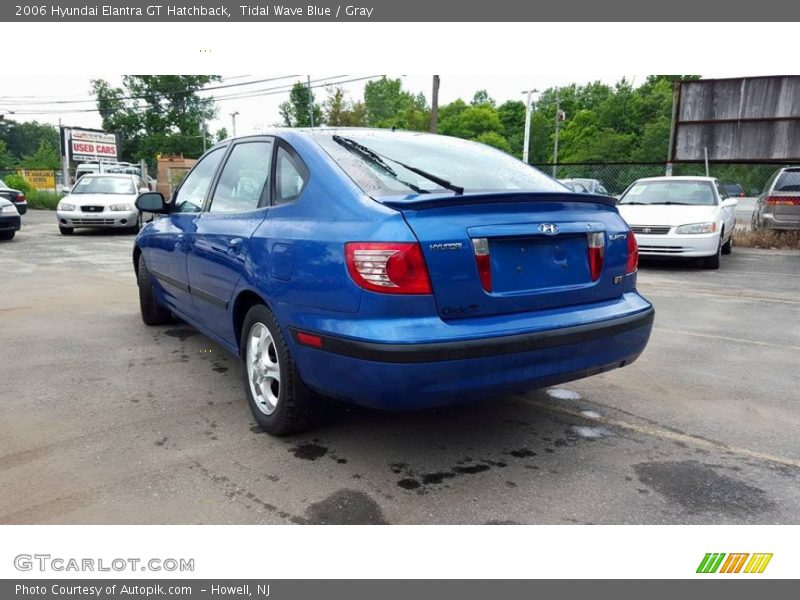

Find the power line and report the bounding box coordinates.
[0,75,302,107]
[7,75,383,116]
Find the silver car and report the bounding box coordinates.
[56,174,147,235]
[752,167,800,231]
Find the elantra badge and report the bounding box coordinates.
[538,223,559,235]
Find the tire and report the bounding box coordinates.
[136,255,172,326]
[59,225,74,235]
[703,236,722,269]
[127,214,142,235]
[241,304,321,436]
[721,233,733,255]
[0,230,14,241]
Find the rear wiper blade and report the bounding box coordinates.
[333,135,464,195]
[332,135,428,195]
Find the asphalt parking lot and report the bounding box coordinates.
[1,210,798,524]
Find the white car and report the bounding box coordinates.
[56,174,147,235]
[616,176,738,269]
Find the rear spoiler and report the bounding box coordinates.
[379,191,618,211]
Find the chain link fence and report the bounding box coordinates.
[531,162,794,197]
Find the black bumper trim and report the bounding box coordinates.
[290,307,655,363]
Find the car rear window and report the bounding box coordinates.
[775,170,800,192]
[315,131,564,197]
[619,180,716,206]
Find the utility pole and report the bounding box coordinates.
[59,119,70,192]
[201,117,207,153]
[552,90,565,178]
[306,75,315,128]
[230,111,239,137]
[665,80,680,176]
[521,88,538,164]
[430,75,440,133]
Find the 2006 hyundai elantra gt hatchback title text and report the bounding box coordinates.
[133,129,654,434]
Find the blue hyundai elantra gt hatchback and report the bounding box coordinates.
[133,129,654,434]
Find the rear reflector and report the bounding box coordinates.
[296,332,323,348]
[345,242,432,295]
[471,237,492,292]
[766,196,800,206]
[587,231,605,281]
[626,231,639,274]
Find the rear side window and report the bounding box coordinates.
[775,170,800,192]
[275,147,307,205]
[209,141,273,213]
[174,147,225,213]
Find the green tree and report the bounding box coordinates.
[0,120,60,164]
[363,77,429,129]
[215,127,229,142]
[0,140,16,169]
[91,75,220,163]
[323,87,367,126]
[474,131,511,152]
[20,140,61,169]
[279,82,323,127]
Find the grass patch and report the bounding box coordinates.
[25,190,64,210]
[736,229,800,250]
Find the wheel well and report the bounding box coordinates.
[232,290,269,351]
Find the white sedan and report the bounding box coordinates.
[616,176,738,269]
[56,174,147,235]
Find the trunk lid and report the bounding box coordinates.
[385,192,632,320]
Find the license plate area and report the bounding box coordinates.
[489,234,590,293]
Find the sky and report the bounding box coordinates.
[0,73,661,138]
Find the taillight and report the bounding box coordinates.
[345,242,432,295]
[17,193,25,203]
[626,231,639,274]
[471,237,492,292]
[766,196,800,206]
[587,232,605,281]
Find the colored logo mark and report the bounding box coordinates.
[697,553,773,574]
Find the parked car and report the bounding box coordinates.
[721,182,745,197]
[0,197,21,240]
[133,129,653,434]
[559,178,610,195]
[56,174,147,235]
[617,176,737,269]
[558,179,590,193]
[0,178,28,215]
[751,167,800,231]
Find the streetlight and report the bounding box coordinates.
[230,111,240,137]
[521,89,538,164]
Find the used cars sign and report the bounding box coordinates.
[62,127,120,163]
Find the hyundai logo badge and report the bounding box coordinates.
[538,223,559,235]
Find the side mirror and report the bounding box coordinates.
[723,198,738,208]
[138,187,150,194]
[136,191,168,213]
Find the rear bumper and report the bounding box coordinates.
[761,213,800,230]
[12,201,27,215]
[0,214,21,231]
[287,295,654,409]
[634,232,719,257]
[291,309,653,363]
